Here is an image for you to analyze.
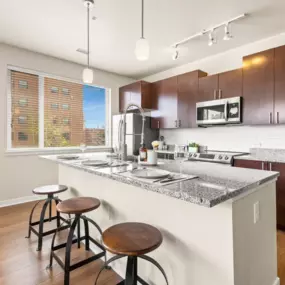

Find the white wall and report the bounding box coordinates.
[143,33,285,152]
[0,43,133,203]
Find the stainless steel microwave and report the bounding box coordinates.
[196,97,242,126]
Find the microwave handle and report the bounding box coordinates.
[224,102,228,121]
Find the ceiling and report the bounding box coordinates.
[0,0,285,79]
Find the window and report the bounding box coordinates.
[62,103,69,110]
[50,87,59,93]
[18,132,28,141]
[7,67,109,150]
[63,118,70,125]
[18,116,27,124]
[51,103,59,109]
[19,98,28,107]
[62,88,69,95]
[19,80,28,89]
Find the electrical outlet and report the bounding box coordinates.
[253,201,260,224]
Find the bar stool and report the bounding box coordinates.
[95,222,169,285]
[25,184,70,251]
[47,197,107,285]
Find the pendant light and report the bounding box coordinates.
[82,0,94,84]
[135,0,150,61]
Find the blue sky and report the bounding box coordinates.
[83,85,106,128]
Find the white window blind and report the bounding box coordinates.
[8,68,109,150]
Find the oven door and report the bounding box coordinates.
[196,97,241,125]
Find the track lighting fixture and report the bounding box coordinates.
[170,13,247,50]
[208,30,217,46]
[223,23,233,41]
[172,46,179,60]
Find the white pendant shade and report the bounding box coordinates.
[82,68,94,84]
[135,38,150,61]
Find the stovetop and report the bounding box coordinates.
[188,150,247,165]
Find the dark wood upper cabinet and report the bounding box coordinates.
[119,81,153,113]
[151,70,207,129]
[242,49,275,125]
[274,45,285,124]
[178,70,207,128]
[218,69,243,99]
[198,74,218,102]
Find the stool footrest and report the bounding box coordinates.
[117,277,149,285]
[52,236,86,251]
[70,251,105,271]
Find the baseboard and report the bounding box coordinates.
[0,195,41,208]
[273,277,280,285]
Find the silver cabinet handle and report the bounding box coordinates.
[270,112,273,124]
[214,90,217,100]
[262,162,264,170]
[219,89,222,99]
[269,162,272,171]
[277,112,280,124]
[158,120,160,128]
[179,120,182,127]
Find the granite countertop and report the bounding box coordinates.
[234,148,285,163]
[41,152,279,208]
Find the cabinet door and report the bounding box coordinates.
[198,74,218,102]
[178,71,204,128]
[271,162,285,229]
[274,46,285,124]
[150,81,162,128]
[243,49,274,125]
[218,69,242,99]
[160,76,178,128]
[233,159,263,169]
[119,86,131,113]
[129,82,142,107]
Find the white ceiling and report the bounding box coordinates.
[0,0,285,79]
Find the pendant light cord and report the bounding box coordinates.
[141,0,144,39]
[87,3,90,68]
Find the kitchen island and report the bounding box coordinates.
[41,153,279,285]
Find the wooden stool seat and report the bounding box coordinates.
[56,197,100,215]
[102,222,163,256]
[32,184,68,195]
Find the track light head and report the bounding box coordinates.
[83,0,94,8]
[208,30,217,46]
[172,46,179,60]
[223,23,233,41]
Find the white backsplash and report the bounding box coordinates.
[160,125,285,152]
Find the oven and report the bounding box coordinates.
[196,96,242,126]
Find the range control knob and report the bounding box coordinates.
[225,156,229,160]
[189,154,192,158]
[218,155,223,160]
[193,154,198,158]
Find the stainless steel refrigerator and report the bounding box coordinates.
[112,113,159,156]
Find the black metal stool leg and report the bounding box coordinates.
[37,199,50,251]
[83,216,90,251]
[64,215,80,285]
[48,194,53,222]
[77,218,81,249]
[25,199,44,238]
[55,198,61,228]
[125,256,138,285]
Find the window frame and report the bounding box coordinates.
[6,65,111,153]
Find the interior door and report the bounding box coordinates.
[242,49,274,125]
[274,45,285,124]
[198,74,218,102]
[218,69,242,99]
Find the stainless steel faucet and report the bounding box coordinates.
[118,103,146,161]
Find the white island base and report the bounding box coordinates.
[58,164,278,285]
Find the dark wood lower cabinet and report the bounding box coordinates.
[271,162,285,230]
[234,159,285,230]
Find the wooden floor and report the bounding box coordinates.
[2,201,285,285]
[0,201,122,285]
